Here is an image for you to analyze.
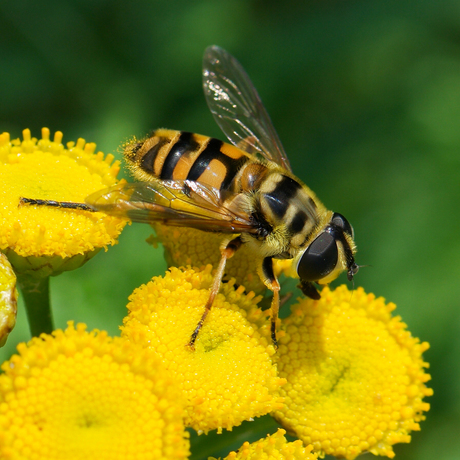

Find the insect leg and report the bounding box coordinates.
[20,197,95,212]
[188,236,243,350]
[298,280,321,300]
[261,257,281,348]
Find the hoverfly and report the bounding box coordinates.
[22,46,359,348]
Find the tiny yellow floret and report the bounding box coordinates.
[0,253,17,346]
[122,266,285,434]
[272,285,432,459]
[0,128,127,277]
[0,322,189,460]
[209,428,317,460]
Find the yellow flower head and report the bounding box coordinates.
[151,224,266,294]
[0,128,127,278]
[272,285,432,460]
[0,253,18,346]
[0,322,189,460]
[121,266,285,434]
[210,429,317,460]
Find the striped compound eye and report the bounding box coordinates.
[296,230,339,282]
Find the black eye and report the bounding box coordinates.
[332,212,354,238]
[297,232,338,282]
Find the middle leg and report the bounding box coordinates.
[188,236,243,349]
[260,257,281,348]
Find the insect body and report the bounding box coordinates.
[22,46,359,348]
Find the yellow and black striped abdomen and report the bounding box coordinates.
[124,129,252,191]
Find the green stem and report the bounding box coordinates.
[18,276,54,337]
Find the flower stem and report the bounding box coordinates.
[18,276,54,337]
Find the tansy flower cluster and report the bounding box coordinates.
[0,128,128,337]
[0,129,432,460]
[0,322,190,460]
[273,285,433,459]
[0,128,126,279]
[122,265,285,434]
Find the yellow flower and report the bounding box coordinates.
[151,224,266,294]
[0,322,189,460]
[210,429,317,460]
[0,128,127,278]
[272,285,432,460]
[121,266,285,434]
[0,253,18,346]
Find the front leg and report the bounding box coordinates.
[188,236,243,350]
[260,257,281,348]
[299,280,321,300]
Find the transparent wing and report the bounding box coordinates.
[85,180,257,234]
[203,45,292,172]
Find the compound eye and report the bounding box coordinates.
[297,232,338,282]
[332,212,354,238]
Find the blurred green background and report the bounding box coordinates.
[1,0,459,458]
